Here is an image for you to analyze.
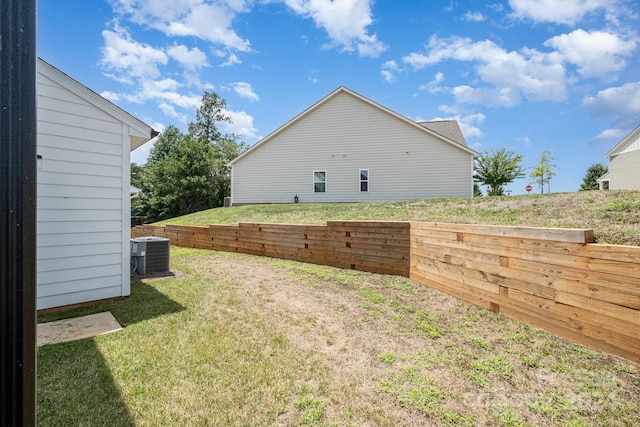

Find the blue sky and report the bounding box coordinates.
[38,0,640,194]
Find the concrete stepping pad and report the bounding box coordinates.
[37,312,122,346]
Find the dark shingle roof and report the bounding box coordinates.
[417,120,468,147]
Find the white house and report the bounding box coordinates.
[598,124,640,190]
[37,58,156,310]
[229,87,477,205]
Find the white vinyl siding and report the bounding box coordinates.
[231,90,474,204]
[604,126,640,191]
[35,60,150,310]
[608,148,640,190]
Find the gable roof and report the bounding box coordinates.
[605,123,640,158]
[230,86,477,165]
[418,120,467,147]
[37,58,157,151]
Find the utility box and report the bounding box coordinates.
[130,236,170,275]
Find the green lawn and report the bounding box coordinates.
[153,191,640,246]
[38,247,640,426]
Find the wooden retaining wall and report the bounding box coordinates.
[132,221,410,277]
[132,221,639,363]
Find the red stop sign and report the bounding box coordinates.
[526,185,532,192]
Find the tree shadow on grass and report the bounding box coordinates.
[38,339,136,426]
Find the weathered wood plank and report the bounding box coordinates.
[412,222,595,243]
[499,304,640,363]
[506,289,640,342]
[411,272,494,311]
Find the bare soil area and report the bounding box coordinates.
[191,250,639,426]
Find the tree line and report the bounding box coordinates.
[131,92,247,223]
[132,92,610,222]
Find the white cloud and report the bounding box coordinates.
[167,44,209,70]
[418,72,445,93]
[380,60,400,83]
[101,26,168,80]
[591,128,629,144]
[308,69,319,83]
[231,82,259,101]
[463,11,486,22]
[158,103,178,118]
[403,36,567,106]
[109,0,251,51]
[100,91,121,102]
[143,78,182,93]
[508,0,617,25]
[583,81,640,119]
[545,29,636,78]
[220,52,242,67]
[282,0,386,57]
[222,108,258,139]
[100,24,210,121]
[452,85,522,107]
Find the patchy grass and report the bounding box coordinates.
[154,190,640,246]
[38,248,640,426]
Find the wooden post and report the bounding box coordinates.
[0,0,38,425]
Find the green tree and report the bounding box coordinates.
[579,163,608,191]
[147,125,182,166]
[141,135,218,222]
[473,182,483,197]
[130,162,145,188]
[188,92,247,207]
[473,148,525,196]
[530,150,557,194]
[130,162,146,214]
[210,135,248,206]
[188,92,230,143]
[137,92,247,222]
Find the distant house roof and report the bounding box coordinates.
[418,120,467,148]
[605,123,640,158]
[230,86,477,166]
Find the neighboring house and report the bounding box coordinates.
[130,185,141,197]
[598,124,640,190]
[229,86,477,205]
[37,58,156,310]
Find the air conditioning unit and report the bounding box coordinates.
[130,236,170,275]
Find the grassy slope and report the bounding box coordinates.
[156,190,640,246]
[38,248,640,426]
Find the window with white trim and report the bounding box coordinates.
[314,170,326,193]
[359,169,369,192]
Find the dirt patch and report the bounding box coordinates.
[192,251,639,426]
